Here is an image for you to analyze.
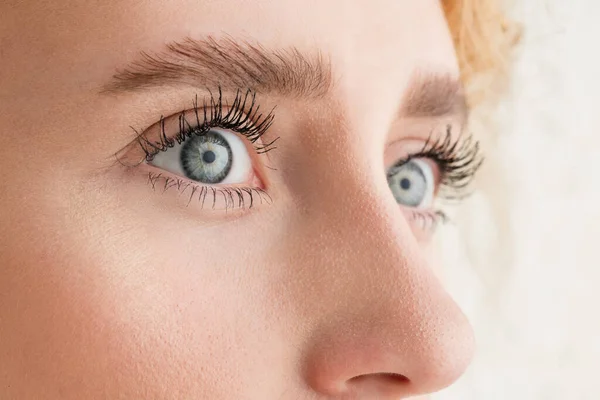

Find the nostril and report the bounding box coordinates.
[347,373,410,393]
[350,373,409,384]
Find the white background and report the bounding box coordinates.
[436,1,600,399]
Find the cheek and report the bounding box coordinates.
[0,173,284,398]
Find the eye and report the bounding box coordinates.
[386,159,435,208]
[149,128,252,185]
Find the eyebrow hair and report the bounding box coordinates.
[103,36,467,121]
[102,36,333,99]
[400,72,468,121]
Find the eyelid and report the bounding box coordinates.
[111,90,279,213]
[114,90,279,169]
[118,140,273,213]
[144,114,273,189]
[143,166,273,213]
[384,138,431,170]
[385,127,482,204]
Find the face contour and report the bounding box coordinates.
[0,0,477,399]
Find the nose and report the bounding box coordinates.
[292,186,475,398]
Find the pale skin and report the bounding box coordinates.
[0,0,476,399]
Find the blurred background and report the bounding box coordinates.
[435,1,600,399]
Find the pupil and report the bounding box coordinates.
[202,150,216,164]
[400,178,411,190]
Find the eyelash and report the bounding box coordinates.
[403,127,483,230]
[120,91,481,229]
[119,88,278,212]
[410,210,448,232]
[134,87,278,162]
[146,171,272,211]
[410,127,482,198]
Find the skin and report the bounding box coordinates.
[0,0,475,399]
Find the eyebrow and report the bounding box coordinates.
[102,36,467,120]
[400,72,468,121]
[102,36,333,99]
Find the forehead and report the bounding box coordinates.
[2,0,457,91]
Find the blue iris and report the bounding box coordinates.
[387,160,428,207]
[180,130,233,184]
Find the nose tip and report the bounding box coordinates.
[304,303,475,399]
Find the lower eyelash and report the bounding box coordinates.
[147,172,272,211]
[410,209,448,232]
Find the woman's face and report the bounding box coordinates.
[0,0,477,398]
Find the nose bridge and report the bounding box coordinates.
[283,175,436,334]
[292,168,427,314]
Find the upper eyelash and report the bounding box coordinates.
[133,87,279,162]
[117,98,478,220]
[397,126,483,201]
